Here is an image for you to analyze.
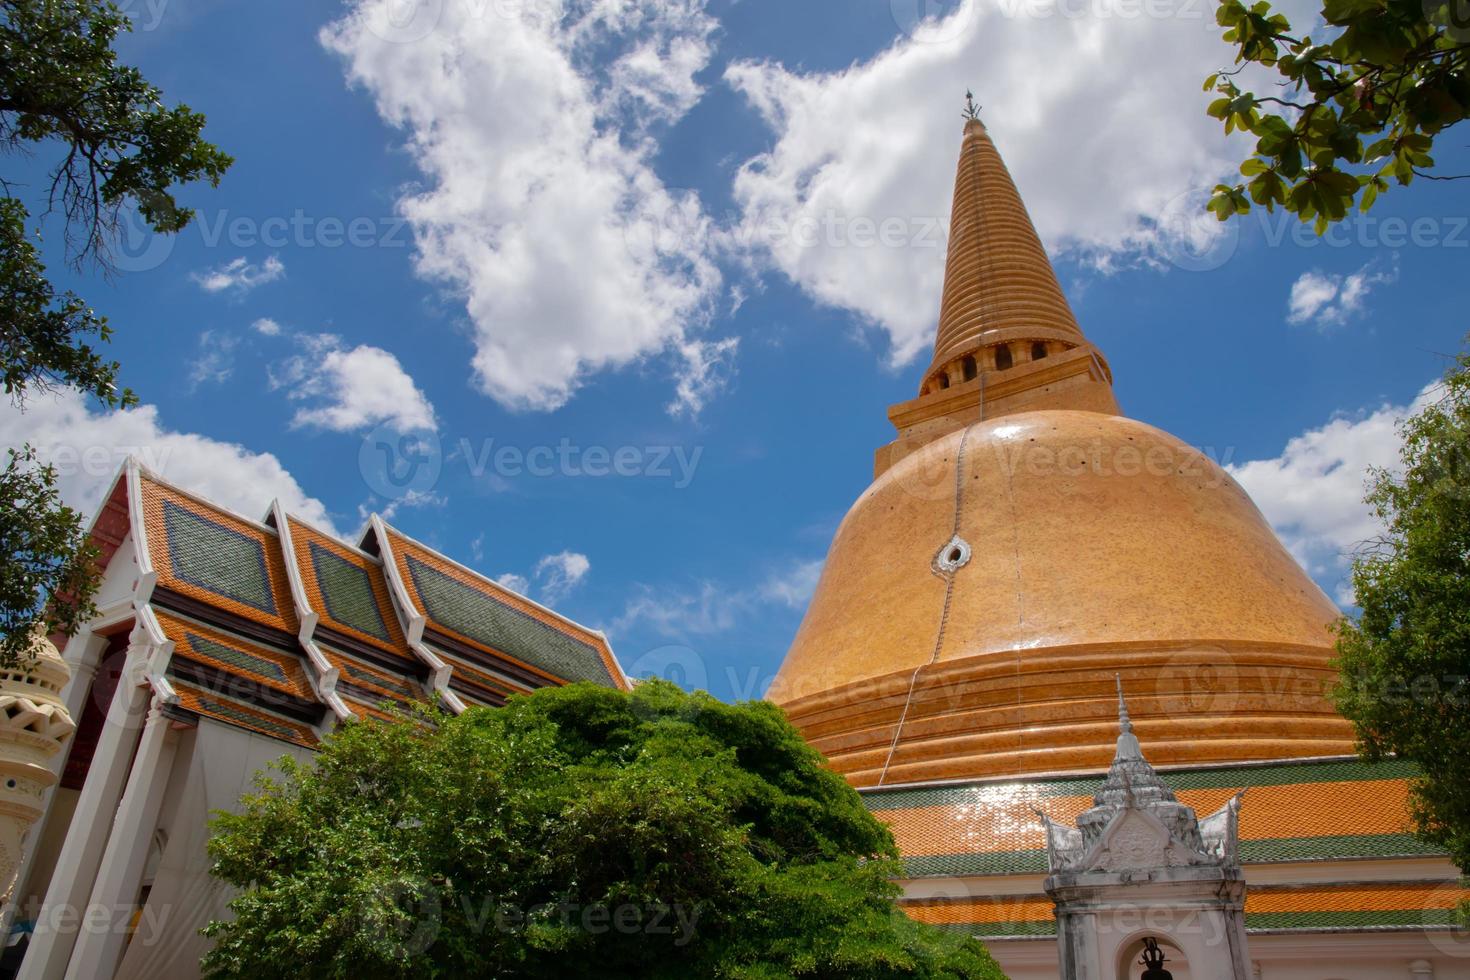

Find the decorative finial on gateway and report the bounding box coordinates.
[963,89,982,121]
[1113,674,1142,762]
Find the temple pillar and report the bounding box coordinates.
[63,697,177,980]
[17,673,149,980]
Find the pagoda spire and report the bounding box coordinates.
[873,102,1120,477]
[928,106,1087,381]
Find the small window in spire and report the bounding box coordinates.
[1031,341,1048,361]
[961,355,977,382]
[938,374,950,389]
[994,344,1013,371]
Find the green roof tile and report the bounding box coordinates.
[310,542,391,642]
[182,632,288,684]
[405,555,614,687]
[163,500,277,615]
[1246,909,1462,930]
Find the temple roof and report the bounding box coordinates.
[69,459,630,751]
[374,522,622,689]
[867,755,1465,938]
[865,757,1441,877]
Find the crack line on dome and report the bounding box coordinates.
[878,422,977,786]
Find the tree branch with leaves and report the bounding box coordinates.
[0,0,230,660]
[1206,0,1469,232]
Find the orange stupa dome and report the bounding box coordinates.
[768,113,1353,788]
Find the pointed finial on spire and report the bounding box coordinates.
[1116,673,1133,735]
[1113,674,1142,762]
[963,90,982,121]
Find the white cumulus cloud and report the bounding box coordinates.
[191,255,285,294]
[1228,380,1439,603]
[273,334,436,434]
[252,317,284,337]
[319,0,731,415]
[724,0,1314,365]
[0,389,339,534]
[1286,261,1398,327]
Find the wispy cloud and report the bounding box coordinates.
[191,255,285,294]
[187,329,240,392]
[496,551,592,605]
[613,558,823,638]
[252,317,284,337]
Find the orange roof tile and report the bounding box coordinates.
[171,681,318,748]
[140,476,297,634]
[287,518,414,663]
[154,609,316,702]
[899,882,1470,936]
[319,646,425,706]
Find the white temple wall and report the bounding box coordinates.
[114,718,312,980]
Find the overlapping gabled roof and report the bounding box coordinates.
[154,608,315,704]
[78,460,629,751]
[372,521,625,690]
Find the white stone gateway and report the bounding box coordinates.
[1039,678,1252,980]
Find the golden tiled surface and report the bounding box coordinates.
[930,119,1085,373]
[772,411,1353,783]
[771,120,1356,785]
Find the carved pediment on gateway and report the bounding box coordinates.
[1084,808,1194,872]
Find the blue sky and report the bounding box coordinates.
[5,0,1467,700]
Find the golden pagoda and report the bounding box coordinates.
[770,108,1469,977]
[770,113,1355,787]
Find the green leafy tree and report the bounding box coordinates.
[1205,0,1469,231]
[204,681,1007,980]
[1335,350,1470,885]
[0,0,231,658]
[0,447,98,660]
